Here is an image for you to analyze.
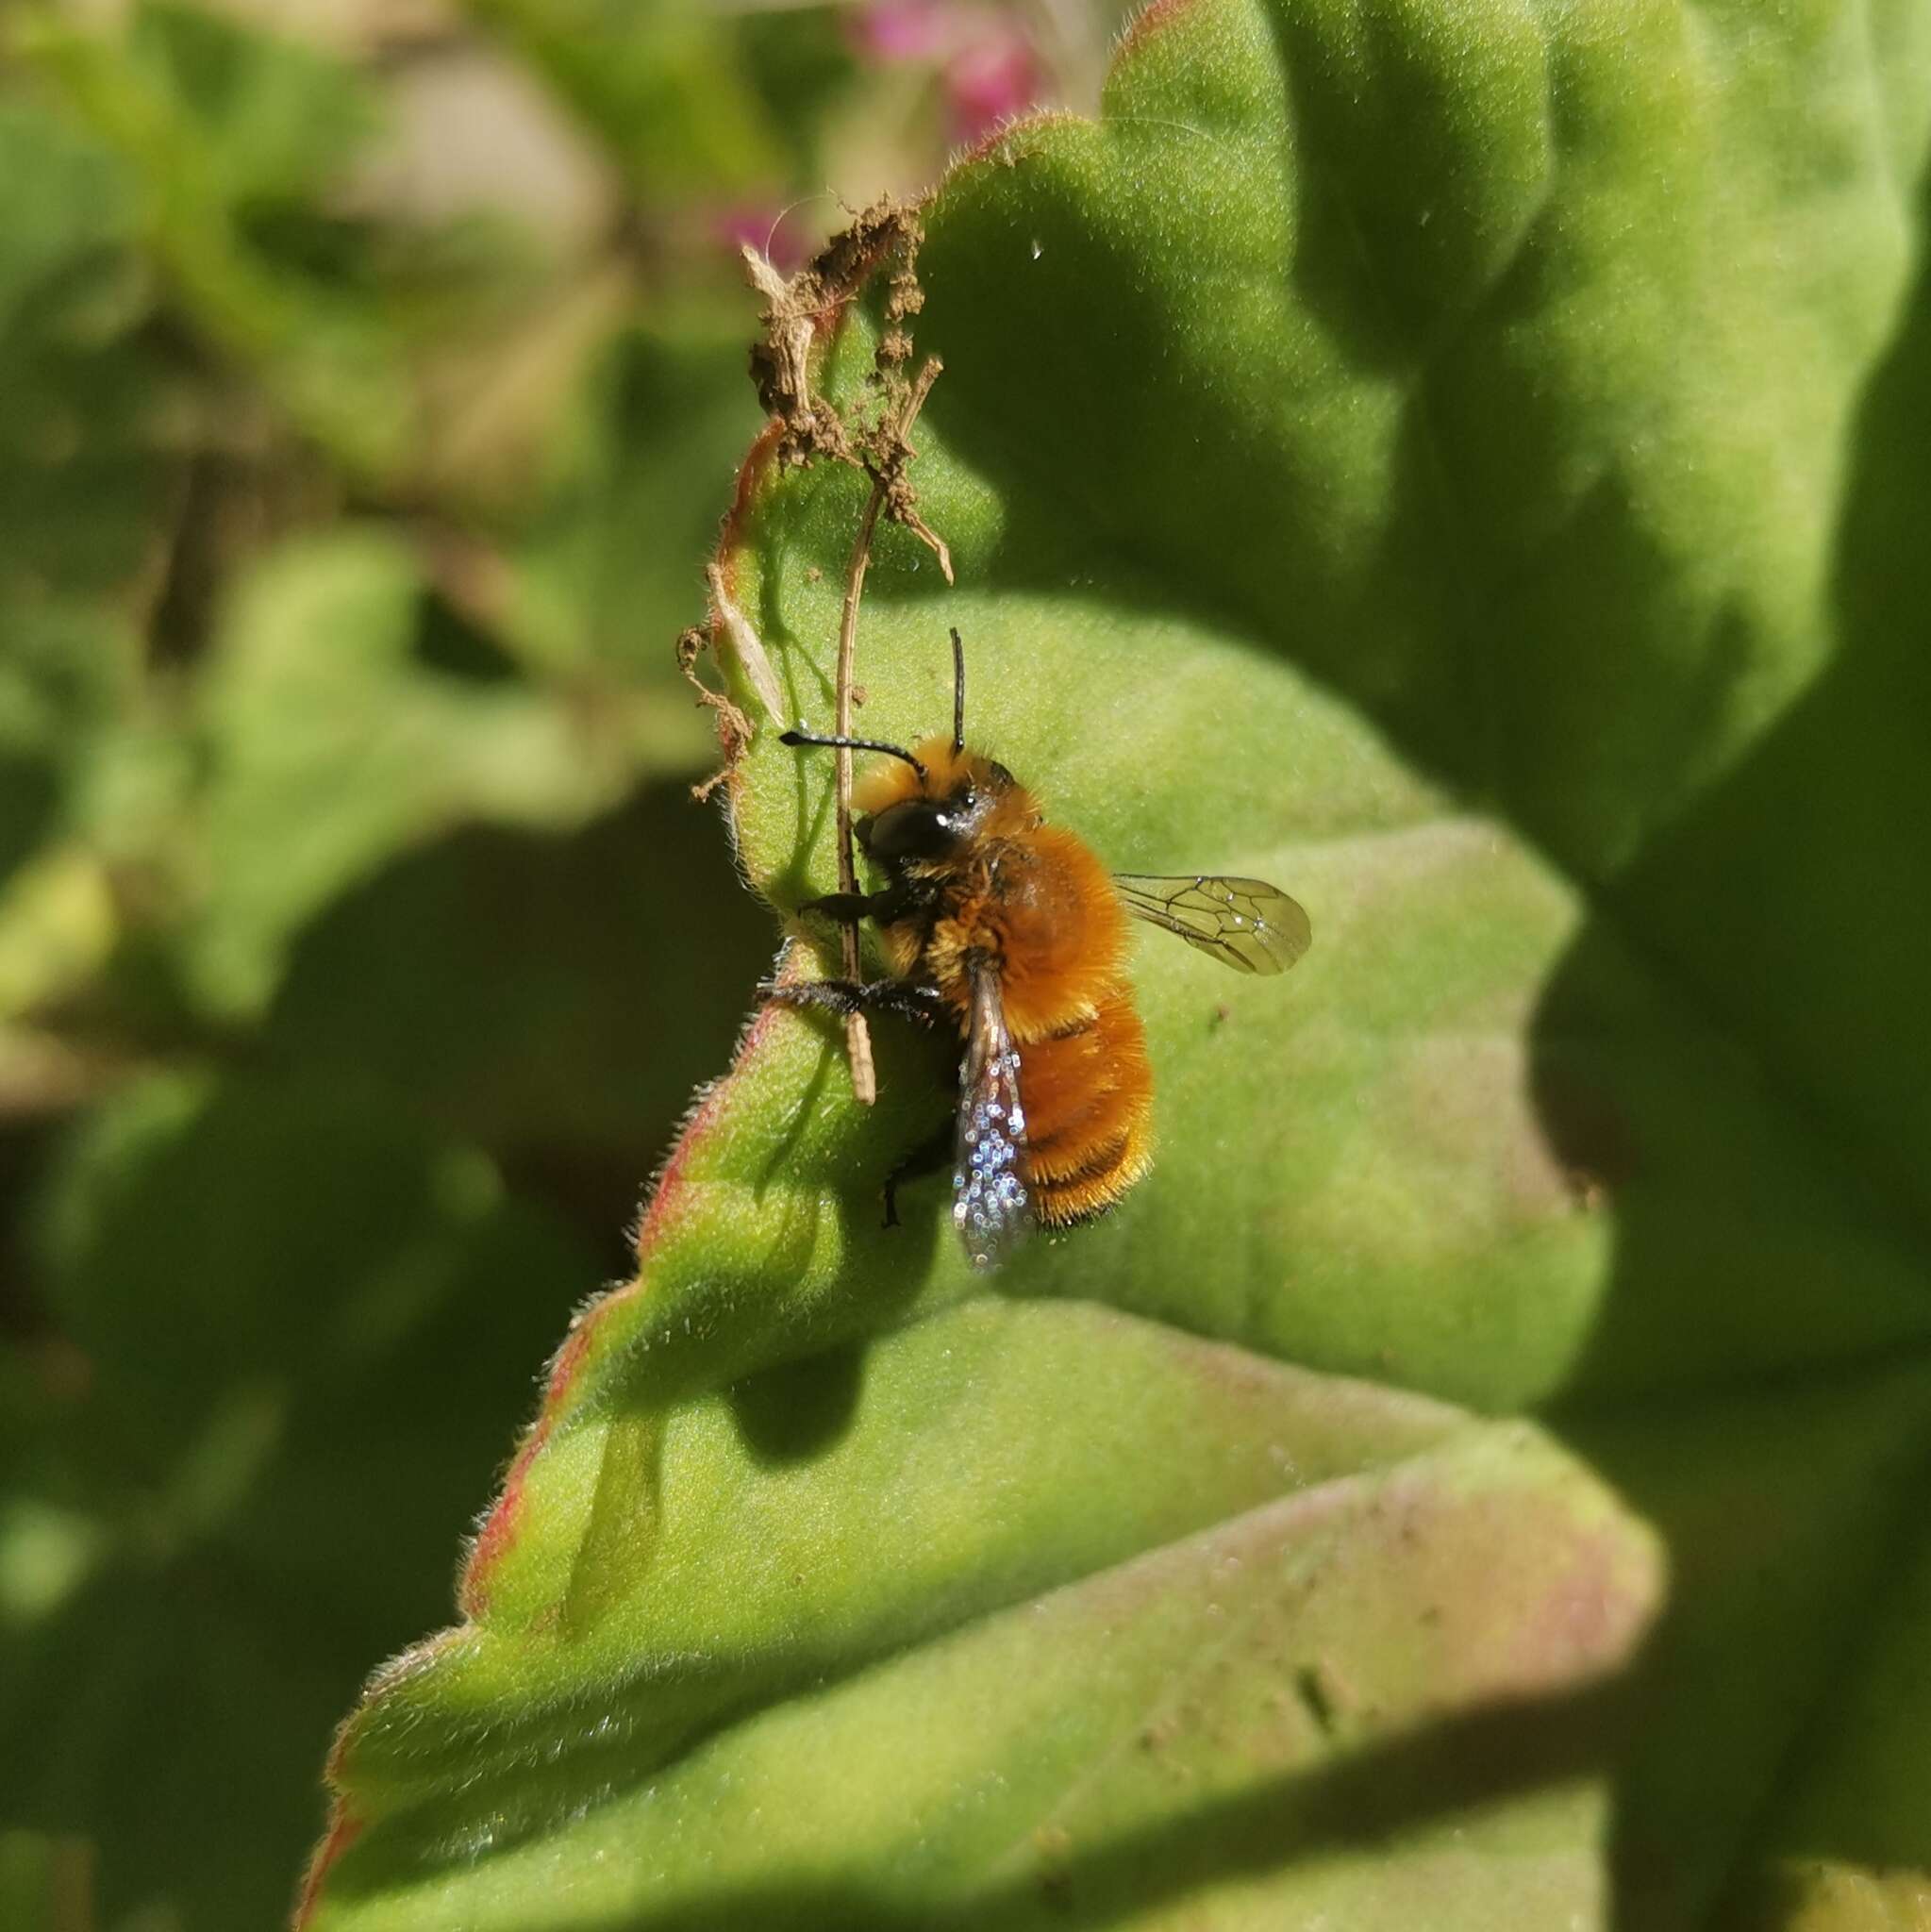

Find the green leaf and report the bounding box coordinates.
[0,609,125,891]
[125,1,377,208]
[182,529,686,1016]
[17,4,417,484]
[0,95,164,909]
[463,0,785,195]
[262,777,775,1167]
[0,90,168,620]
[307,0,1931,1925]
[0,1071,606,1930]
[508,319,766,677]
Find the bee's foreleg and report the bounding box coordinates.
[797,884,912,926]
[796,891,872,924]
[883,1123,954,1229]
[761,977,946,1029]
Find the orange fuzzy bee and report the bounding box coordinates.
[774,631,1310,1269]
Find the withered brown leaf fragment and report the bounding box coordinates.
[741,195,922,470]
[676,623,755,805]
[738,196,951,579]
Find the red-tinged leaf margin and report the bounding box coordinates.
[457,995,792,1624]
[1115,0,1207,59]
[293,1810,364,1932]
[303,1629,473,1926]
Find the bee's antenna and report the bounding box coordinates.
[950,627,966,756]
[781,727,928,782]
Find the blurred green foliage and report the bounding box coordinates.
[0,0,1032,1921]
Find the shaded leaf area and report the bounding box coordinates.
[0,775,772,1930]
[313,1,1930,1929]
[0,5,799,1924]
[0,1072,598,1928]
[182,526,707,1017]
[1715,1510,1931,1929]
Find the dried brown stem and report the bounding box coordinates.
[833,484,887,1106]
[829,358,951,1105]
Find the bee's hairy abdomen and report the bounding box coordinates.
[1018,989,1155,1224]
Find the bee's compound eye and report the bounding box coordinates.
[865,798,964,862]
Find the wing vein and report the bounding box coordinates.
[1114,873,1312,974]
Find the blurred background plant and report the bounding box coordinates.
[0,1,1127,1924]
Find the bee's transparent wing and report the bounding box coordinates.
[1113,874,1312,975]
[954,960,1036,1271]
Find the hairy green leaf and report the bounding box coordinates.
[307,0,1931,1925]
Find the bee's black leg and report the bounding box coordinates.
[884,1123,955,1229]
[798,883,913,925]
[761,977,947,1029]
[798,891,875,924]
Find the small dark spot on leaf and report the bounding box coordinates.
[1534,1060,1642,1194]
[1294,1662,1340,1736]
[1035,1824,1074,1903]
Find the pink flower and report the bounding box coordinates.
[848,0,951,63]
[943,27,1038,142]
[847,1,1042,146]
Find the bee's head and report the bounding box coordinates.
[781,628,1023,875]
[854,744,1017,871]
